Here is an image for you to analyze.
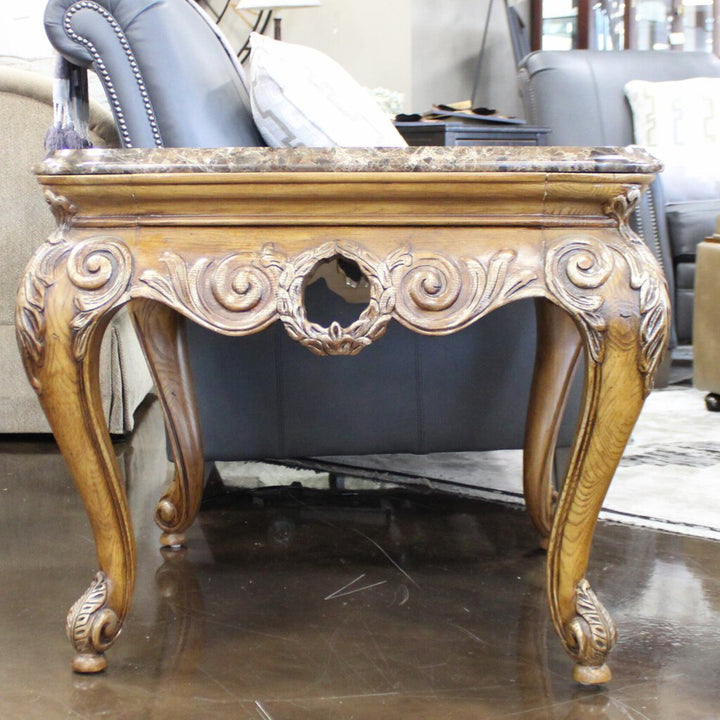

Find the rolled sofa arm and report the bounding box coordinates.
[43,0,264,149]
[45,0,163,147]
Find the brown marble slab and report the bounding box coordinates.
[36,145,662,176]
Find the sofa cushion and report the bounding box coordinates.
[247,33,406,148]
[624,77,720,148]
[665,199,720,261]
[625,78,720,204]
[674,262,696,290]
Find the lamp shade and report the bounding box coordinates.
[236,0,320,8]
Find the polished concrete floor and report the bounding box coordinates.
[1,402,720,719]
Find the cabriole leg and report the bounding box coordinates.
[543,229,670,683]
[129,300,205,549]
[546,339,643,684]
[16,249,135,673]
[524,299,582,545]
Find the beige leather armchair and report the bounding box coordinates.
[0,65,153,433]
[693,221,720,410]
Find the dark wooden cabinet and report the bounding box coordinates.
[530,0,720,53]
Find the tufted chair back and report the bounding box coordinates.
[45,0,263,148]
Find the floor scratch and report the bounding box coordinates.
[353,529,421,588]
[326,580,387,600]
[610,696,654,720]
[324,573,366,600]
[447,621,488,645]
[255,700,274,719]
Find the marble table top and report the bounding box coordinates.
[37,145,662,176]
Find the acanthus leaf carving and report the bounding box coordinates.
[622,238,671,394]
[16,192,80,392]
[566,578,617,668]
[15,241,71,392]
[139,241,539,355]
[16,236,133,390]
[66,571,120,659]
[139,245,283,335]
[44,189,78,241]
[391,248,538,334]
[604,188,672,394]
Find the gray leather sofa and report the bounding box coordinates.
[42,0,579,464]
[519,50,720,345]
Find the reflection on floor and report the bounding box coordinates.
[1,398,720,719]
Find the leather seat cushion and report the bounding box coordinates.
[666,200,720,261]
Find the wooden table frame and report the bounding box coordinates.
[15,146,669,684]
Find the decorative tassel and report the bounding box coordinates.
[44,121,88,151]
[44,55,92,152]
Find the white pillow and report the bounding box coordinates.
[624,78,720,147]
[624,78,720,203]
[247,33,406,148]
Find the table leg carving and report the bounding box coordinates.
[66,571,120,673]
[16,235,135,672]
[524,299,582,545]
[547,327,641,684]
[543,228,670,683]
[129,300,205,549]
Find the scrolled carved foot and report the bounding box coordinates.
[66,572,120,674]
[155,494,179,530]
[566,578,617,685]
[155,495,186,549]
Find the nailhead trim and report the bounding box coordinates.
[63,1,163,148]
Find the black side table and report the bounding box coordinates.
[396,120,550,147]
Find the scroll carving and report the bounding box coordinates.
[566,578,617,668]
[141,241,537,353]
[546,231,669,393]
[139,245,282,335]
[391,248,538,334]
[19,225,668,394]
[16,234,132,390]
[156,496,180,532]
[66,572,120,669]
[67,238,134,360]
[545,238,614,364]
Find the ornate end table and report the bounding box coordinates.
[16,145,669,683]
